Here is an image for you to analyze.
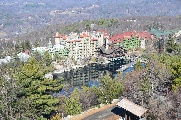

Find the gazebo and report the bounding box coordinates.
[116,98,148,120]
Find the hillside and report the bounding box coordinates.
[1,0,181,39]
[0,15,180,58]
[11,16,181,46]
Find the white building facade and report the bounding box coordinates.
[53,30,110,61]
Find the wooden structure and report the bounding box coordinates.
[96,44,128,72]
[116,98,148,120]
[96,44,127,58]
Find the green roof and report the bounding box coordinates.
[149,28,178,38]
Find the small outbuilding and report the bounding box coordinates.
[116,98,148,120]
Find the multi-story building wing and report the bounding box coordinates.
[32,33,69,59]
[109,31,153,50]
[67,40,82,60]
[123,34,140,50]
[54,30,109,61]
[90,38,99,57]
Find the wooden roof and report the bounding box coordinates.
[116,98,148,118]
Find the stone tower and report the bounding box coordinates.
[54,32,61,45]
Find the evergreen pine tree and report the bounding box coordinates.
[14,57,62,119]
[65,88,82,115]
